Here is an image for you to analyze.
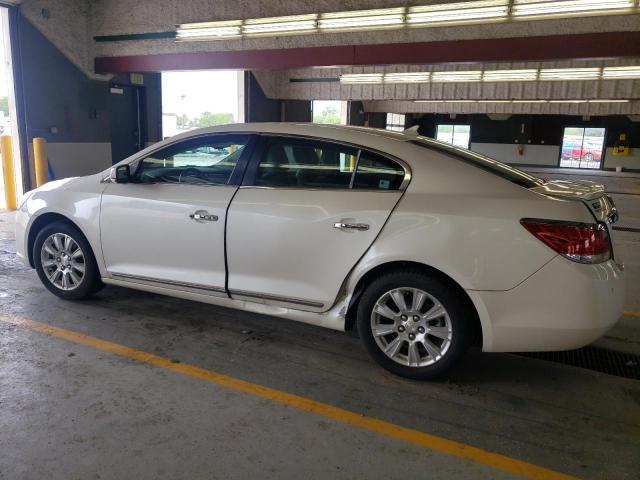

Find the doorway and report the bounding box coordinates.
[0,6,24,208]
[161,70,244,139]
[559,127,606,169]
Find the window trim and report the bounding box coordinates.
[127,133,257,186]
[241,133,411,192]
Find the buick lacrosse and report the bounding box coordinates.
[15,123,624,379]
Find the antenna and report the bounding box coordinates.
[403,125,420,137]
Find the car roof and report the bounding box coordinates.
[163,122,412,145]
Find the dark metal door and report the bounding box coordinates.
[109,85,143,164]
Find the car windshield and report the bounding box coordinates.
[411,136,544,189]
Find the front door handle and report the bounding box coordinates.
[190,210,218,223]
[334,222,370,231]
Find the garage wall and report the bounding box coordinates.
[14,11,112,185]
[13,12,163,186]
[410,113,640,169]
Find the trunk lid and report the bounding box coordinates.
[530,179,618,224]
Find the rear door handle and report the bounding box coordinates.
[334,222,370,231]
[190,210,218,223]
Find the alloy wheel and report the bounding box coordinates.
[370,287,453,367]
[40,233,86,291]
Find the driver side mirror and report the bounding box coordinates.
[115,164,131,183]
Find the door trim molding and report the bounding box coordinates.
[110,272,227,294]
[229,289,325,309]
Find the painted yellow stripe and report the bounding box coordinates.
[623,311,640,318]
[1,316,578,480]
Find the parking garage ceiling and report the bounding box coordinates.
[16,0,640,116]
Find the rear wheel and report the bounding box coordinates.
[357,271,473,380]
[34,222,103,300]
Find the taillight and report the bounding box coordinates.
[520,218,611,264]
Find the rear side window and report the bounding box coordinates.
[255,138,357,189]
[354,151,406,190]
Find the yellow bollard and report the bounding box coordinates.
[1,135,17,210]
[33,137,48,187]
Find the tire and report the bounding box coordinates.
[34,221,103,300]
[357,270,473,380]
[582,152,594,162]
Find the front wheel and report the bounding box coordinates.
[357,271,473,380]
[34,222,103,300]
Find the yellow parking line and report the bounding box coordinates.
[1,315,578,480]
[623,311,640,318]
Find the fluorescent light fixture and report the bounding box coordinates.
[176,1,640,41]
[407,0,509,25]
[414,99,477,103]
[482,69,539,81]
[512,0,635,17]
[176,20,242,40]
[242,14,317,35]
[431,71,483,82]
[602,66,640,79]
[340,73,384,84]
[414,98,633,103]
[319,8,405,30]
[539,67,601,81]
[345,65,640,86]
[384,72,431,83]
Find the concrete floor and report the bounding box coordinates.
[1,179,639,479]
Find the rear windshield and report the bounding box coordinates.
[411,137,544,189]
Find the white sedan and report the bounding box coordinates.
[15,123,625,379]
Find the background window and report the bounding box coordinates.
[354,151,405,190]
[436,124,471,149]
[560,127,605,169]
[255,138,357,188]
[136,136,248,185]
[161,71,244,138]
[386,113,405,132]
[312,100,348,125]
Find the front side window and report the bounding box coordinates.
[436,124,471,149]
[255,138,357,188]
[135,135,249,185]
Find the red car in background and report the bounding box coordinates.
[571,145,602,163]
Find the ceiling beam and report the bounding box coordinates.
[95,31,640,74]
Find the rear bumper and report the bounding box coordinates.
[469,256,625,352]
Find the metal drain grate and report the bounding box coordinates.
[517,347,640,380]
